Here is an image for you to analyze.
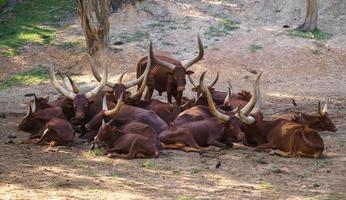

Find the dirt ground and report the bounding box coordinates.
[1,0,346,199]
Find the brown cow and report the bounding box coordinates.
[274,99,337,132]
[18,103,66,139]
[230,76,325,158]
[49,52,108,121]
[136,35,204,104]
[34,118,75,146]
[158,72,262,152]
[93,120,159,159]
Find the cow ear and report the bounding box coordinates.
[186,70,194,75]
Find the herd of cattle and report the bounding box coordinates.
[17,35,338,159]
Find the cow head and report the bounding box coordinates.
[49,53,108,120]
[89,43,153,103]
[153,35,204,93]
[24,93,50,110]
[310,99,338,132]
[94,121,117,149]
[188,72,219,98]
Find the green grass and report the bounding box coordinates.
[140,160,157,169]
[0,66,48,89]
[89,148,103,157]
[287,28,332,40]
[119,31,149,43]
[0,0,74,56]
[204,18,240,38]
[251,44,263,52]
[148,21,164,28]
[258,181,272,190]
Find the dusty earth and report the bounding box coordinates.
[1,0,346,199]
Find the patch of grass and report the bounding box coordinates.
[0,0,74,56]
[204,18,240,38]
[177,196,195,200]
[311,49,321,55]
[89,148,103,157]
[258,181,272,190]
[56,39,84,49]
[148,21,164,28]
[87,168,98,177]
[287,28,332,40]
[140,160,157,169]
[119,31,149,43]
[251,44,263,52]
[0,66,48,89]
[314,159,328,168]
[108,172,121,178]
[162,41,174,46]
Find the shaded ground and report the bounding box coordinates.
[0,0,346,199]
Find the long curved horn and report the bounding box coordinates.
[129,42,153,99]
[84,56,108,99]
[183,34,204,69]
[188,74,197,88]
[249,73,262,115]
[102,94,108,111]
[65,73,80,94]
[151,43,176,71]
[57,70,73,92]
[319,98,329,117]
[24,103,33,118]
[104,93,124,116]
[49,64,76,100]
[233,72,262,114]
[88,53,115,88]
[208,72,219,88]
[200,71,230,122]
[237,106,256,125]
[117,71,127,84]
[223,87,232,106]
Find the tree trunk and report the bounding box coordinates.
[297,0,318,32]
[76,0,110,56]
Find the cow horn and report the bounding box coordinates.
[237,106,256,125]
[49,64,77,100]
[104,93,124,116]
[25,103,33,118]
[65,73,80,94]
[129,42,153,99]
[188,74,197,88]
[57,70,73,92]
[318,98,329,117]
[208,72,219,88]
[117,71,127,84]
[200,71,230,122]
[233,72,262,115]
[183,34,204,69]
[151,48,176,71]
[223,87,232,106]
[84,58,108,99]
[88,53,115,88]
[102,94,108,111]
[249,73,262,115]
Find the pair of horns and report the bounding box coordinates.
[188,71,219,89]
[318,98,329,117]
[200,71,262,124]
[25,102,36,118]
[58,70,79,94]
[50,52,108,100]
[152,34,204,71]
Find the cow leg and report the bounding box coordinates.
[160,131,202,150]
[270,150,295,158]
[255,142,274,152]
[144,87,154,101]
[35,129,52,145]
[208,140,228,148]
[181,146,203,152]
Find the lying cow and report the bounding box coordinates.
[34,118,75,146]
[274,99,337,132]
[136,35,204,104]
[93,120,159,159]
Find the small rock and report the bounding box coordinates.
[271,169,284,174]
[5,140,14,144]
[7,135,17,139]
[215,161,221,169]
[243,75,249,79]
[313,183,320,188]
[113,41,124,45]
[283,25,290,28]
[249,69,258,74]
[256,159,268,164]
[0,113,6,118]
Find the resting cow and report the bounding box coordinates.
[93,120,159,159]
[136,35,204,104]
[274,99,337,132]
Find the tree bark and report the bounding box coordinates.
[76,0,110,56]
[297,0,318,32]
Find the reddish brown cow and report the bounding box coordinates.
[136,35,204,104]
[226,75,325,158]
[158,72,262,152]
[93,120,159,159]
[18,103,66,139]
[34,118,75,146]
[274,99,337,132]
